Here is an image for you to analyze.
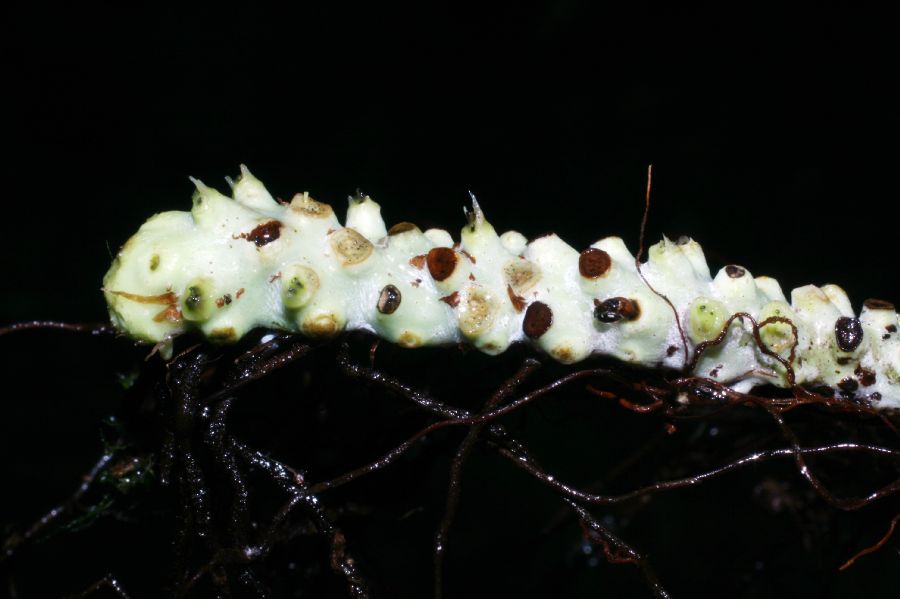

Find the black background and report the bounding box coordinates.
[2,2,899,598]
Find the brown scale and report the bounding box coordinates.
[235,220,282,247]
[427,247,458,281]
[725,265,746,278]
[855,365,877,387]
[388,222,418,235]
[837,377,859,396]
[578,248,611,279]
[835,316,864,352]
[377,285,402,315]
[593,297,640,323]
[522,302,553,339]
[864,298,895,311]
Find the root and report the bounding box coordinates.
[2,327,899,597]
[0,321,116,337]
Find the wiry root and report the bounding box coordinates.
[2,326,899,597]
[0,320,116,338]
[65,574,132,599]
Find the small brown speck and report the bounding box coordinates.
[215,297,225,308]
[236,288,245,299]
[439,291,460,307]
[409,255,426,269]
[427,247,458,281]
[461,250,476,264]
[269,272,282,283]
[836,357,852,366]
[578,248,612,279]
[469,273,476,281]
[507,285,527,312]
[523,301,553,338]
[854,366,877,387]
[666,345,678,357]
[725,265,746,278]
[411,279,422,288]
[887,324,898,333]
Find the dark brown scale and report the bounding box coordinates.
[388,222,418,235]
[864,298,895,311]
[377,285,402,315]
[837,377,859,396]
[214,294,233,308]
[593,297,640,323]
[245,220,282,247]
[522,301,553,338]
[887,324,898,333]
[834,316,864,352]
[725,265,746,278]
[427,247,458,281]
[578,248,612,279]
[854,366,877,387]
[185,286,203,311]
[666,345,678,357]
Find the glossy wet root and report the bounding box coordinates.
[2,327,899,597]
